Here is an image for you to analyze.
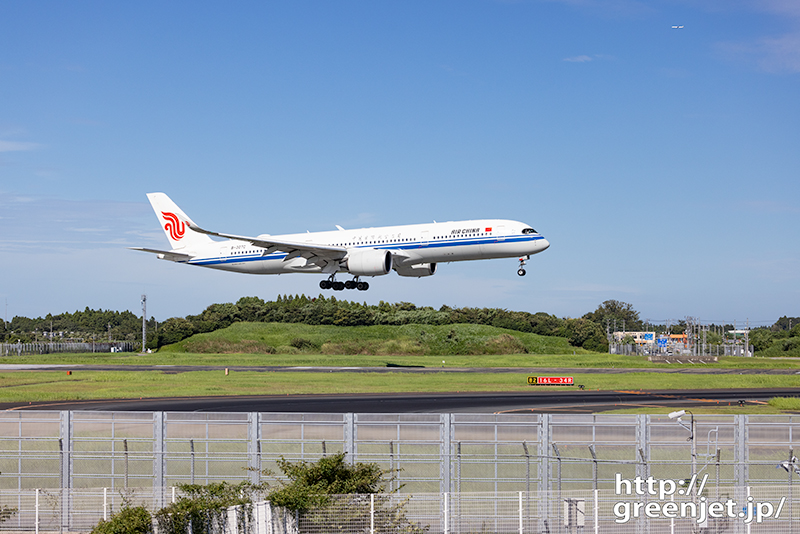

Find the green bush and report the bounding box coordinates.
[267,452,386,513]
[91,506,152,534]
[154,482,255,534]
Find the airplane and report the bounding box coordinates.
[131,192,550,291]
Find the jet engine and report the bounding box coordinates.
[344,249,393,276]
[394,262,437,278]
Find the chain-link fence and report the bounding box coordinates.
[4,412,800,493]
[0,342,136,356]
[609,343,753,358]
[2,411,800,531]
[2,488,800,534]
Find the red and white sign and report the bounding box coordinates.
[528,376,574,386]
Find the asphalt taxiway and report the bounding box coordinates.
[1,364,797,413]
[2,388,799,414]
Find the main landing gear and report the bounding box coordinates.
[320,276,369,291]
[517,256,528,277]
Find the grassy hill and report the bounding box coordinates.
[160,322,588,356]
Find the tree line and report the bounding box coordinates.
[1,307,153,344]
[152,295,609,352]
[5,297,798,356]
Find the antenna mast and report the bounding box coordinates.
[141,294,147,353]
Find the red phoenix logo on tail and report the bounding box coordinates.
[161,212,186,241]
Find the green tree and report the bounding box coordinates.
[235,296,267,322]
[583,300,643,332]
[265,453,426,534]
[155,317,195,348]
[772,316,800,332]
[560,318,609,352]
[750,329,775,352]
[267,452,387,513]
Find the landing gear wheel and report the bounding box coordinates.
[517,256,528,277]
[357,281,369,291]
[344,280,356,290]
[320,280,332,290]
[332,281,345,291]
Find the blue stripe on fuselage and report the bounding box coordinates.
[188,234,545,267]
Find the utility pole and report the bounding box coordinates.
[141,294,147,353]
[745,318,750,357]
[702,322,707,356]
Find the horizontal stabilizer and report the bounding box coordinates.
[128,247,192,262]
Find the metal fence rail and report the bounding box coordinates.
[2,411,800,532]
[3,412,800,494]
[1,488,799,534]
[0,342,136,356]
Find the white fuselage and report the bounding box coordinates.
[183,219,548,275]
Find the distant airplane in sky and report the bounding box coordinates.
[132,193,550,291]
[672,25,684,29]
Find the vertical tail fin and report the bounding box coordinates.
[146,192,214,250]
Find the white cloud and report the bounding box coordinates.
[563,55,594,62]
[0,195,152,252]
[539,0,654,18]
[0,140,40,152]
[712,0,800,73]
[755,32,800,73]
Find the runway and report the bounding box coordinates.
[2,363,800,375]
[3,387,799,414]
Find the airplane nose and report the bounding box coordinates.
[540,238,550,251]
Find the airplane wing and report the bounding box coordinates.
[129,247,192,262]
[187,224,348,262]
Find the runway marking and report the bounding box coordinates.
[613,390,756,406]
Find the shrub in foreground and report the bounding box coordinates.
[91,506,152,534]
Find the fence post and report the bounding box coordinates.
[249,412,261,485]
[736,415,748,488]
[370,493,375,534]
[443,492,449,534]
[35,488,39,534]
[123,439,129,488]
[518,491,523,534]
[538,414,551,533]
[59,411,72,533]
[154,412,166,509]
[440,413,453,494]
[788,448,793,534]
[344,413,356,464]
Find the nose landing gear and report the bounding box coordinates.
[320,276,369,291]
[517,256,528,277]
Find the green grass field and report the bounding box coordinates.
[3,322,798,369]
[164,322,586,356]
[1,369,799,405]
[1,322,799,412]
[3,349,798,370]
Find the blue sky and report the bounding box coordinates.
[1,0,798,327]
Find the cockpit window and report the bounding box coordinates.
[522,228,537,234]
